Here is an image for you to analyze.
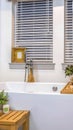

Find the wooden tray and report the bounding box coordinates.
[60,82,73,94]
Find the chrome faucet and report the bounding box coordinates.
[24,59,33,82]
[24,63,28,82]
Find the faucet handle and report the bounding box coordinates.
[30,59,33,67]
[25,62,28,69]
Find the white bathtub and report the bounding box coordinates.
[0,82,73,130]
[0,82,65,94]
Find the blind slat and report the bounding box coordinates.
[65,0,73,63]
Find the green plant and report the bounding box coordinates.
[65,65,73,77]
[0,90,8,105]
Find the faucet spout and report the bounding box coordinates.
[24,59,35,82]
[24,63,28,82]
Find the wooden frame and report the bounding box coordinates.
[11,47,26,63]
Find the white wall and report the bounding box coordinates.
[0,0,69,82]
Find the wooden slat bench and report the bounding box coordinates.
[0,110,30,130]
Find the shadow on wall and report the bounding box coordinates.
[54,0,64,7]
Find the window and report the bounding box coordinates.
[64,0,73,64]
[12,0,54,69]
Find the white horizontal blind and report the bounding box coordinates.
[65,0,73,63]
[15,0,53,67]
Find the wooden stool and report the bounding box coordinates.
[0,110,30,130]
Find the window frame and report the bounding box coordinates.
[10,0,55,70]
[62,0,73,70]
